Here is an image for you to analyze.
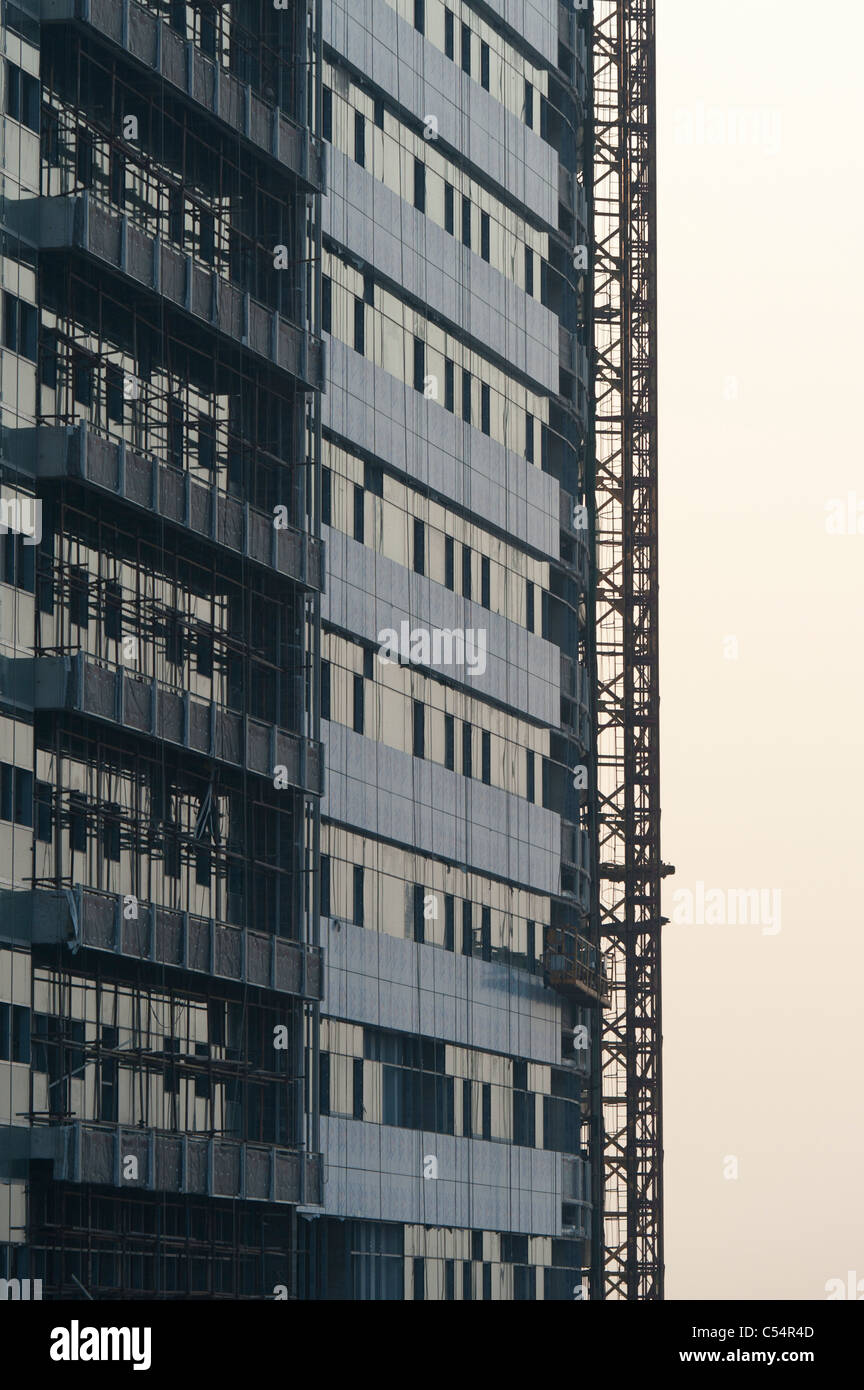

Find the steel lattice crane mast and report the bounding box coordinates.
[591,0,668,1300]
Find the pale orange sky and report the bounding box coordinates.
[658,0,864,1298]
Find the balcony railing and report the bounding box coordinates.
[41,0,324,191]
[0,886,322,999]
[9,195,324,390]
[30,1121,322,1205]
[6,423,324,591]
[0,654,324,795]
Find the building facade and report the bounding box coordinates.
[0,0,325,1297]
[305,0,599,1300]
[0,0,600,1301]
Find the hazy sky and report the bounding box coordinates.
[658,0,864,1298]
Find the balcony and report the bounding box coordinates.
[544,927,608,1004]
[5,424,324,592]
[41,0,324,192]
[30,1122,322,1205]
[0,655,324,796]
[0,886,322,999]
[8,195,323,391]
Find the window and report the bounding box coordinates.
[197,414,215,471]
[322,86,332,142]
[168,187,184,244]
[413,701,425,759]
[35,781,53,843]
[413,337,425,393]
[461,196,471,249]
[74,354,93,407]
[319,1053,331,1114]
[374,96,385,129]
[167,397,184,468]
[526,579,535,632]
[481,731,491,785]
[3,292,36,360]
[482,1083,492,1138]
[68,791,87,854]
[69,565,90,628]
[109,148,126,208]
[461,22,471,75]
[461,545,472,599]
[198,207,216,263]
[0,763,32,827]
[413,518,425,575]
[412,884,425,943]
[40,330,58,389]
[76,128,94,187]
[193,1042,210,1101]
[5,61,39,132]
[413,158,426,213]
[102,804,121,862]
[481,383,490,436]
[353,865,365,926]
[444,894,455,951]
[353,673,364,734]
[321,660,331,720]
[320,854,331,917]
[363,271,375,306]
[481,555,490,607]
[480,211,490,263]
[444,183,454,235]
[353,296,365,355]
[106,366,124,423]
[354,111,366,167]
[513,1084,535,1146]
[414,1258,425,1301]
[364,461,383,497]
[444,359,455,412]
[463,1262,472,1300]
[195,844,211,886]
[461,370,472,425]
[42,106,60,166]
[163,1038,181,1096]
[480,42,490,90]
[164,616,184,667]
[481,904,492,961]
[526,749,535,804]
[525,245,535,296]
[195,629,213,678]
[441,710,457,774]
[321,275,332,333]
[321,466,332,525]
[1,533,35,593]
[413,0,425,33]
[462,722,473,779]
[462,900,472,956]
[353,485,365,543]
[0,1004,30,1064]
[525,80,534,128]
[525,411,535,463]
[444,536,455,590]
[444,9,454,59]
[353,1058,364,1119]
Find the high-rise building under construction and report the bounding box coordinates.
[0,0,661,1300]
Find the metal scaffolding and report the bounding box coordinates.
[592,0,666,1300]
